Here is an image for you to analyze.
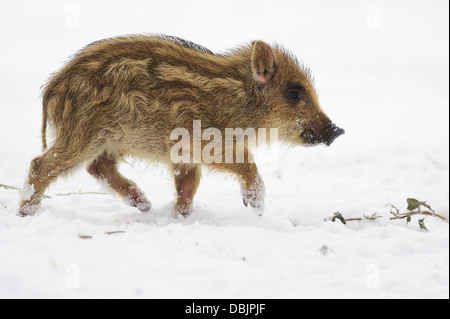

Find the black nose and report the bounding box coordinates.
[323,124,345,146]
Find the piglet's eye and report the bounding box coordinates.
[284,86,304,102]
[286,90,299,100]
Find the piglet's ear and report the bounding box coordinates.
[251,41,276,85]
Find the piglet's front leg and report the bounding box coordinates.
[241,172,265,214]
[173,164,202,217]
[208,150,265,215]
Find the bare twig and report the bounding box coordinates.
[104,231,125,235]
[364,213,383,220]
[78,230,125,240]
[1,183,51,199]
[345,217,362,222]
[56,191,106,196]
[390,210,447,222]
[326,201,447,228]
[327,212,382,224]
[0,184,20,191]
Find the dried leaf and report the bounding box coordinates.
[406,198,421,211]
[332,212,347,225]
[320,245,330,255]
[79,234,92,240]
[418,218,429,231]
[407,198,435,213]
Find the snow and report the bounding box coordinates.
[20,182,34,202]
[0,0,448,298]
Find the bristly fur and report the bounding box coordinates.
[20,34,335,217]
[156,34,216,55]
[273,43,315,87]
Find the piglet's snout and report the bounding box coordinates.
[321,123,345,146]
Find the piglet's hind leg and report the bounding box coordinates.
[87,152,151,212]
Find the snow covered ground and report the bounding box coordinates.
[0,0,448,298]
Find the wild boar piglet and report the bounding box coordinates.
[19,35,344,217]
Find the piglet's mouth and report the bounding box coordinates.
[300,129,322,146]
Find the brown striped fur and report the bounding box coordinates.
[19,34,342,216]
